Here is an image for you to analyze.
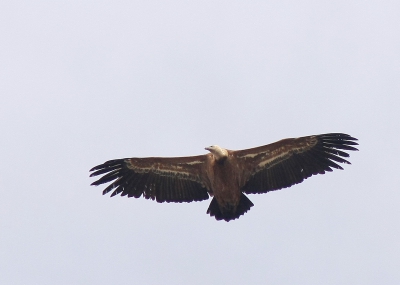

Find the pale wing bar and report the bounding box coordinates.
[90,158,210,203]
[242,133,358,194]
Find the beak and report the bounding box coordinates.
[205,147,211,151]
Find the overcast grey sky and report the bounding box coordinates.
[1,1,399,284]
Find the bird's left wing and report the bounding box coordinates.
[233,133,358,194]
[90,155,211,203]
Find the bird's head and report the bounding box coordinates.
[205,145,228,161]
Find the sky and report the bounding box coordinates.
[1,1,399,284]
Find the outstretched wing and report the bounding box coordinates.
[90,155,211,203]
[234,133,358,194]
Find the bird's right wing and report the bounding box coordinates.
[90,155,212,203]
[234,133,358,194]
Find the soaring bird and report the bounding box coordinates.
[90,133,358,221]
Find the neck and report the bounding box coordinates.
[213,146,228,161]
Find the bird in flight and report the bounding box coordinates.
[90,133,358,221]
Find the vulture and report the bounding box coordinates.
[90,133,358,221]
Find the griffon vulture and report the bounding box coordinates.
[90,133,358,221]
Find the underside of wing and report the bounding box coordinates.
[90,155,211,203]
[236,133,358,194]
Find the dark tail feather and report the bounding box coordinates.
[207,197,224,220]
[207,193,254,222]
[236,193,254,218]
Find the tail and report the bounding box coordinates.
[207,193,254,222]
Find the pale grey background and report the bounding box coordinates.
[1,1,399,284]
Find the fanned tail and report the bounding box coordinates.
[207,193,254,222]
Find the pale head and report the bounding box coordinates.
[205,145,228,161]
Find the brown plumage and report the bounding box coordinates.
[90,133,358,221]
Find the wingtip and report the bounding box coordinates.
[89,166,99,172]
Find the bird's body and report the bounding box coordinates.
[205,152,248,220]
[90,133,358,221]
